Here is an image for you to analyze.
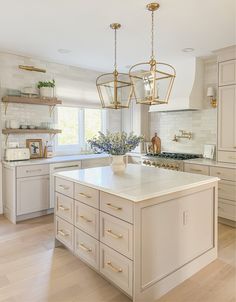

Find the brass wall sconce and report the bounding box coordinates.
[207,86,217,108]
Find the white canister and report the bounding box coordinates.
[10,120,20,129]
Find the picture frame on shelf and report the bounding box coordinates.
[26,139,43,158]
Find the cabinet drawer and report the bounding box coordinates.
[100,192,133,223]
[74,228,99,270]
[55,193,74,223]
[218,151,236,164]
[100,243,133,297]
[210,166,236,182]
[218,180,236,202]
[55,177,74,198]
[74,183,99,209]
[218,200,236,221]
[100,212,133,259]
[75,201,99,239]
[17,164,49,178]
[55,217,74,250]
[184,163,209,175]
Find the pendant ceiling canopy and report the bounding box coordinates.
[129,3,176,106]
[96,23,133,109]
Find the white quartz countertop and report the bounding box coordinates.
[2,153,109,167]
[184,158,236,169]
[55,165,219,202]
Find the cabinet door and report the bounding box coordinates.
[17,175,49,215]
[219,60,236,86]
[218,86,236,151]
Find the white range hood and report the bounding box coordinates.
[149,57,204,112]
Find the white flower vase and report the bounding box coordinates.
[111,155,126,173]
[39,87,55,98]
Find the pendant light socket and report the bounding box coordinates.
[146,3,160,11]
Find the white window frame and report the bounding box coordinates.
[55,106,106,155]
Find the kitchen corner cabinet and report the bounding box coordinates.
[217,58,236,163]
[3,163,52,223]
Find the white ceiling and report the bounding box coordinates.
[0,0,235,72]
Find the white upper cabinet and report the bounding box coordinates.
[218,85,236,152]
[219,60,236,86]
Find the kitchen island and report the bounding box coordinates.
[54,165,218,302]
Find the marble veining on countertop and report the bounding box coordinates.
[55,165,219,202]
[184,158,236,169]
[2,153,110,166]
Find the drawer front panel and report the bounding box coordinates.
[100,192,133,223]
[17,164,49,178]
[100,212,133,259]
[218,181,236,202]
[55,217,74,250]
[100,243,133,297]
[184,163,209,175]
[218,199,236,221]
[55,177,74,198]
[74,183,99,209]
[74,228,99,270]
[218,151,236,164]
[75,201,99,239]
[210,166,236,182]
[55,193,74,223]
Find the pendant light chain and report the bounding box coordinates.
[151,10,155,60]
[114,28,117,70]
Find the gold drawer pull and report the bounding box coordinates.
[80,215,92,223]
[79,243,92,252]
[58,184,70,190]
[229,156,236,159]
[106,229,123,239]
[78,192,91,199]
[58,230,68,237]
[106,261,123,273]
[26,169,42,173]
[106,203,122,211]
[58,205,69,211]
[216,172,221,175]
[190,168,202,172]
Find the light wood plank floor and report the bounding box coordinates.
[0,215,235,302]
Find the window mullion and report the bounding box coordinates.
[78,108,85,151]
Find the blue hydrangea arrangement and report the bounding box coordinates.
[88,131,144,155]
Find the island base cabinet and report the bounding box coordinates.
[100,243,133,297]
[16,175,49,215]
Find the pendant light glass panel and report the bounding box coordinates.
[129,61,175,105]
[96,72,133,109]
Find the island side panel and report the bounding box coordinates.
[133,181,218,302]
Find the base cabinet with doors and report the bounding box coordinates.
[184,162,236,223]
[54,174,217,302]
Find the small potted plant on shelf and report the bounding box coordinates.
[88,131,143,173]
[37,79,55,98]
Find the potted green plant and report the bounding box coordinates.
[37,79,55,98]
[88,131,143,173]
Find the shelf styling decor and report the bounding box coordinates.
[129,2,176,105]
[96,23,133,109]
[37,79,56,98]
[88,132,143,173]
[26,139,43,159]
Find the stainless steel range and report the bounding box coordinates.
[142,152,201,171]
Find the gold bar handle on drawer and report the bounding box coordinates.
[106,203,122,211]
[79,215,92,223]
[58,184,69,190]
[190,168,202,172]
[106,261,122,273]
[229,156,236,159]
[58,230,68,237]
[79,243,92,252]
[78,192,91,198]
[58,205,69,211]
[106,229,123,239]
[26,169,42,173]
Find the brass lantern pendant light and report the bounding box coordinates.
[129,3,176,106]
[96,23,133,109]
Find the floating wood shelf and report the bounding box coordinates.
[2,95,62,106]
[2,129,62,135]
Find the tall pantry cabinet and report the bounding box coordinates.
[217,47,236,163]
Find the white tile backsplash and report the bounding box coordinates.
[150,109,217,154]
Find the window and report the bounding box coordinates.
[56,106,106,154]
